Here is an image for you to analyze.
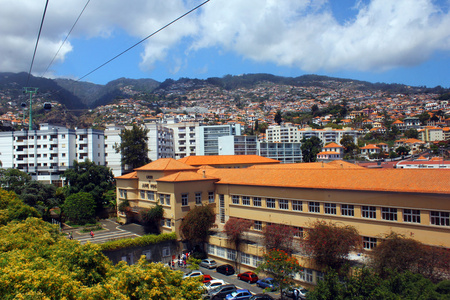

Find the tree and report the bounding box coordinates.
[0,188,40,225]
[223,217,252,270]
[62,160,114,215]
[311,104,319,116]
[418,111,430,125]
[180,205,215,246]
[304,221,361,270]
[256,249,302,298]
[301,136,323,162]
[274,110,283,125]
[18,180,61,221]
[340,134,358,159]
[63,192,96,225]
[405,128,419,139]
[116,124,150,172]
[395,146,410,156]
[0,168,31,194]
[139,204,164,234]
[263,224,297,254]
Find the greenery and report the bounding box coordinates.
[340,134,359,159]
[63,192,97,225]
[62,160,115,215]
[308,268,449,300]
[301,136,323,162]
[0,168,31,194]
[263,224,297,254]
[100,232,177,251]
[116,124,150,172]
[256,249,302,297]
[274,110,283,125]
[0,188,40,225]
[305,221,361,271]
[0,218,201,299]
[17,180,61,221]
[139,204,164,234]
[180,204,215,246]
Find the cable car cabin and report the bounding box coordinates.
[21,102,26,108]
[43,102,52,111]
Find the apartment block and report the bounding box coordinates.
[196,124,242,156]
[218,135,258,156]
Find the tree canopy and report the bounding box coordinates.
[180,204,215,246]
[18,180,61,221]
[116,124,150,172]
[301,136,323,162]
[263,224,297,254]
[0,188,40,225]
[0,168,31,194]
[63,192,97,225]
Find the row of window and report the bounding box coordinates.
[137,190,215,206]
[230,195,450,226]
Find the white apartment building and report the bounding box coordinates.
[258,142,303,163]
[144,123,174,162]
[196,124,242,156]
[163,119,199,159]
[104,124,124,177]
[218,135,258,156]
[266,125,301,143]
[0,123,104,184]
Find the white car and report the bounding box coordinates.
[200,258,217,269]
[203,279,225,291]
[182,270,204,279]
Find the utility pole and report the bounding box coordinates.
[23,87,38,130]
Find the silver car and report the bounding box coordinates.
[200,258,217,269]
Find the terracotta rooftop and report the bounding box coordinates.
[249,160,363,170]
[115,171,138,179]
[360,144,380,149]
[324,142,343,148]
[203,168,450,195]
[134,158,198,171]
[157,171,219,182]
[178,155,280,166]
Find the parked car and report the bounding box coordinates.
[200,259,217,269]
[249,294,274,300]
[282,287,309,299]
[237,271,259,283]
[216,264,235,276]
[204,279,225,292]
[255,278,277,290]
[206,284,237,300]
[225,289,253,300]
[183,270,204,279]
[203,274,213,283]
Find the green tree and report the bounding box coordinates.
[139,204,164,234]
[340,134,359,159]
[0,168,31,194]
[418,111,430,125]
[180,204,215,247]
[18,180,60,221]
[62,160,114,215]
[63,192,96,225]
[274,110,283,125]
[404,128,419,139]
[395,146,410,156]
[305,221,361,270]
[301,136,323,162]
[116,124,150,172]
[0,188,40,225]
[256,249,302,297]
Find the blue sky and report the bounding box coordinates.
[1,0,449,87]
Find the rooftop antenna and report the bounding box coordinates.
[23,87,38,130]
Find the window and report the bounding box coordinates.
[195,192,202,205]
[252,255,263,267]
[142,250,151,260]
[309,202,320,213]
[266,198,275,208]
[165,219,171,228]
[300,269,313,283]
[363,237,377,249]
[292,200,302,211]
[430,211,450,226]
[159,194,165,205]
[362,206,376,219]
[316,271,325,282]
[254,220,262,231]
[207,244,215,255]
[140,191,145,199]
[147,191,155,201]
[232,195,240,205]
[253,197,261,207]
[279,199,289,210]
[241,253,251,265]
[162,247,170,257]
[341,204,354,217]
[208,192,214,203]
[324,203,336,215]
[242,196,250,206]
[181,194,188,206]
[216,246,225,258]
[119,189,127,199]
[403,209,420,223]
[227,249,236,261]
[382,207,397,221]
[165,194,170,205]
[294,226,303,238]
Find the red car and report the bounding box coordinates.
[202,274,213,283]
[237,271,259,283]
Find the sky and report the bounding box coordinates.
[1,0,449,88]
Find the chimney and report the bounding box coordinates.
[202,170,206,178]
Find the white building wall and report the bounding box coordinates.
[104,124,124,177]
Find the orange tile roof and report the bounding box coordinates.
[324,142,343,148]
[360,144,380,150]
[178,155,280,166]
[317,151,340,155]
[249,161,363,170]
[203,168,450,194]
[134,158,198,171]
[115,171,138,179]
[157,171,219,182]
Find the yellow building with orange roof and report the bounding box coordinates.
[115,156,450,286]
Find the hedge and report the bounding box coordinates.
[100,232,177,251]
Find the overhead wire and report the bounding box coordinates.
[27,0,50,86]
[41,0,91,78]
[76,0,210,82]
